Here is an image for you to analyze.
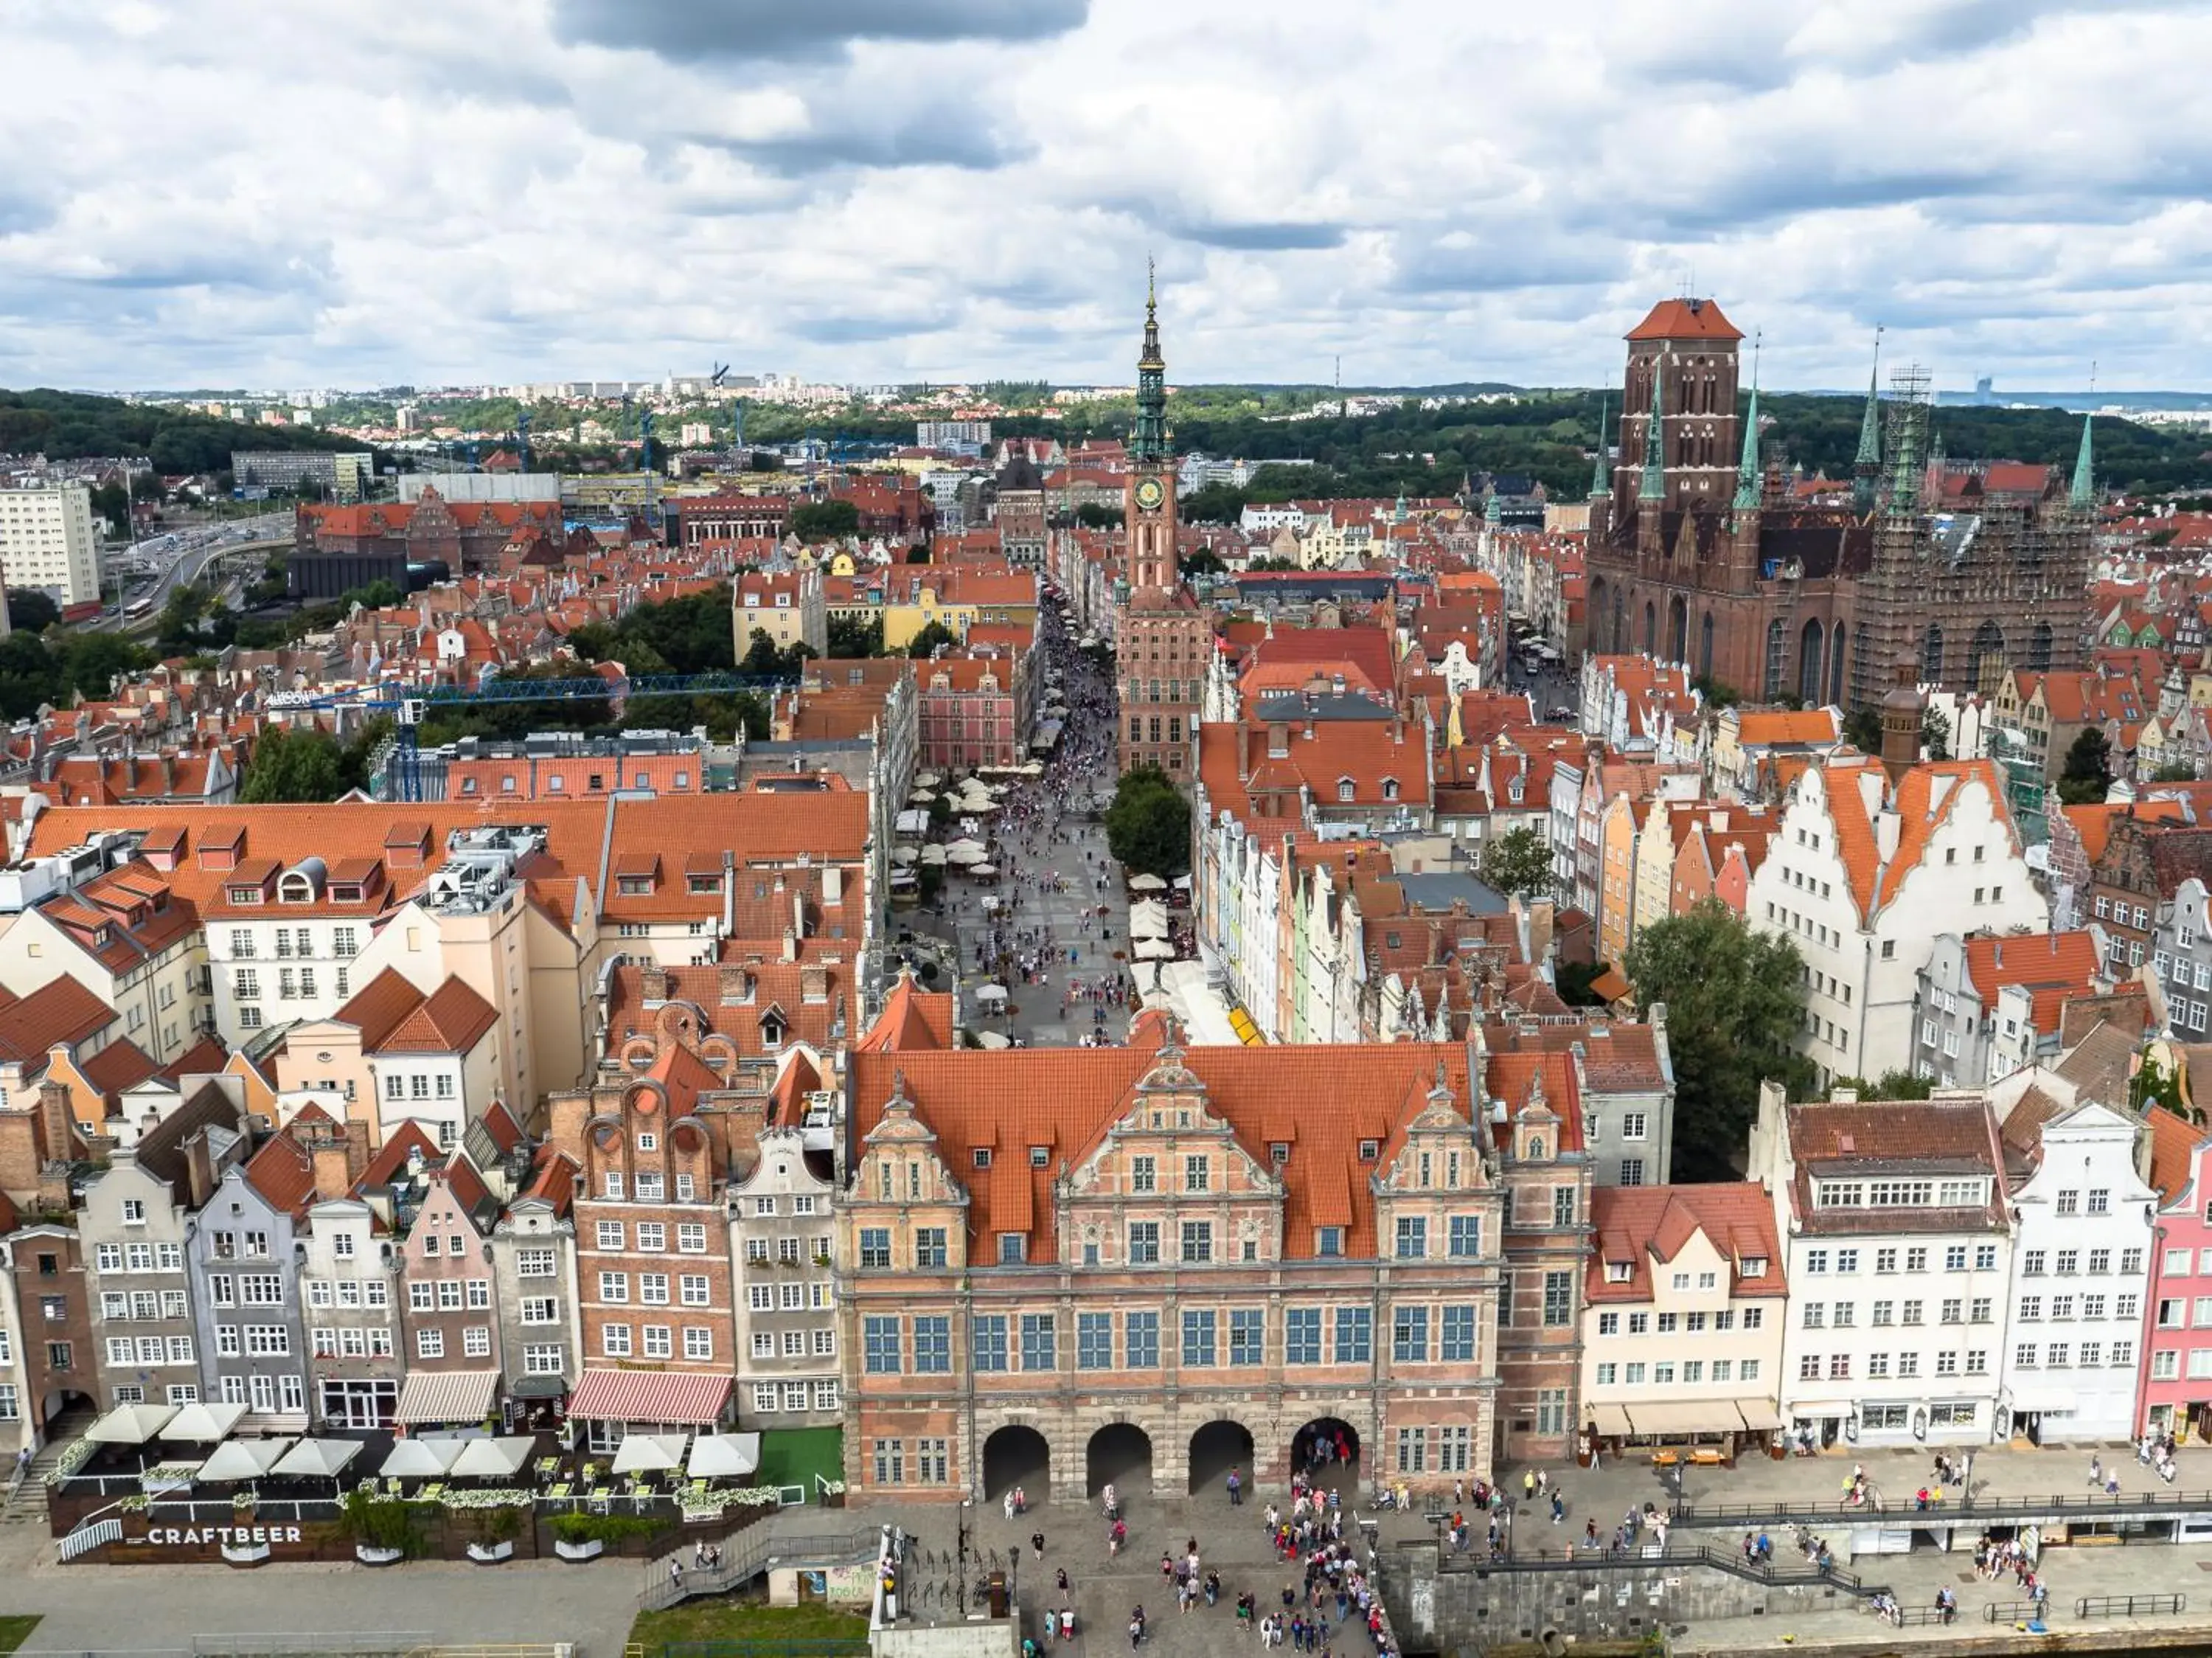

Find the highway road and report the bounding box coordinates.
[97,512,293,628]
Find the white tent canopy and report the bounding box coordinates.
[686,1432,762,1479]
[1128,873,1168,892]
[87,1402,177,1445]
[919,845,948,865]
[197,1437,294,1483]
[271,1438,362,1480]
[973,983,1009,1005]
[974,1030,1012,1050]
[378,1437,466,1479]
[449,1436,536,1480]
[1133,936,1176,960]
[612,1432,689,1474]
[944,838,987,857]
[160,1401,248,1443]
[968,863,999,876]
[1129,901,1170,937]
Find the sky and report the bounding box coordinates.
[4,0,2210,395]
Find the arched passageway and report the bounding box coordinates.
[981,1423,1050,1502]
[1087,1422,1152,1498]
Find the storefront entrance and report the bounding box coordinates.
[320,1378,397,1429]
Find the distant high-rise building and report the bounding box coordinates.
[917,420,991,451]
[1975,377,1995,406]
[0,482,97,608]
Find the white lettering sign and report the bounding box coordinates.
[128,1525,303,1547]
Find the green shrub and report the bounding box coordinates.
[553,1512,664,1545]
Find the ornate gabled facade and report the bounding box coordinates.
[838,1038,1506,1503]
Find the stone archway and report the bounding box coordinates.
[1290,1418,1362,1495]
[1087,1421,1152,1499]
[981,1423,1051,1502]
[1186,1420,1255,1496]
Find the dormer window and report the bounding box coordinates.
[1740,1255,1767,1278]
[1382,777,1400,802]
[1357,1138,1380,1162]
[973,1148,992,1170]
[1337,779,1355,802]
[1029,1146,1049,1168]
[1606,1260,1632,1283]
[1270,1143,1290,1167]
[227,884,265,906]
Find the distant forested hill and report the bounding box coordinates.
[0,389,371,474]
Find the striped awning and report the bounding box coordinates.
[567,1369,732,1427]
[392,1369,501,1426]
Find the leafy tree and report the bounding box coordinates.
[740,634,812,679]
[1246,555,1296,572]
[336,717,394,797]
[1181,549,1226,577]
[1479,825,1553,899]
[1106,765,1192,879]
[2152,760,2198,783]
[89,482,131,533]
[2135,1053,2188,1118]
[1823,1070,1934,1102]
[1691,676,1741,709]
[52,631,150,702]
[6,592,59,634]
[2057,727,2114,806]
[787,499,860,541]
[1842,704,1881,753]
[906,620,959,659]
[1621,900,1816,1181]
[827,613,885,658]
[1921,705,1952,763]
[905,545,932,563]
[1554,960,1608,1007]
[1180,483,1248,524]
[1074,503,1123,530]
[240,726,344,802]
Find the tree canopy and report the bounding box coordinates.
[239,726,344,803]
[906,620,959,659]
[1621,900,1816,1181]
[0,628,151,721]
[569,586,737,676]
[2057,727,2114,806]
[6,592,60,634]
[1106,766,1192,879]
[0,387,372,475]
[787,500,860,541]
[1478,826,1553,899]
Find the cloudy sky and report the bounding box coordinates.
[4,0,2207,393]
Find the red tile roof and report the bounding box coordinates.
[1626,298,1743,342]
[1586,1182,1787,1303]
[1961,930,2103,1034]
[852,1042,1476,1263]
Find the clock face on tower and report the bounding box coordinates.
[1134,478,1166,513]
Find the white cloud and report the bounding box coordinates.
[0,0,2206,390]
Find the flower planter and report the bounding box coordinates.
[554,1538,604,1562]
[466,1540,515,1564]
[220,1541,271,1566]
[355,1544,406,1567]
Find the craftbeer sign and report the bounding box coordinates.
[131,1525,305,1547]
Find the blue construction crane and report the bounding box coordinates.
[515,409,532,474]
[265,669,799,802]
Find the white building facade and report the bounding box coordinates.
[0,483,98,607]
[1998,1101,2156,1443]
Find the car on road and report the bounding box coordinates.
[1548,705,1574,721]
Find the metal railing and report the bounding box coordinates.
[1434,1541,1872,1599]
[2076,1594,2185,1619]
[1673,1485,2212,1528]
[636,1527,877,1611]
[1984,1601,2044,1623]
[58,1517,120,1561]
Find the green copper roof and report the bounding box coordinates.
[1129,265,1169,464]
[1854,360,1882,470]
[1733,384,1761,510]
[1637,369,1664,503]
[1588,398,1609,499]
[2070,412,2095,508]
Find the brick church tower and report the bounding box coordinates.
[1115,268,1209,786]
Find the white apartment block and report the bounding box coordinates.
[1750,1083,2014,1449]
[1997,1096,2156,1443]
[0,484,100,607]
[1746,758,2047,1083]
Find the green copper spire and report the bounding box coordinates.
[1587,398,1609,499]
[2070,412,2095,508]
[1636,365,1665,504]
[1733,389,1762,511]
[1852,331,1883,513]
[1129,258,1169,464]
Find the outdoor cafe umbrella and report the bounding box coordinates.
[272,1438,363,1481]
[975,1030,1012,1050]
[914,771,943,787]
[86,1402,178,1445]
[945,837,987,857]
[448,1435,536,1480]
[612,1432,689,1474]
[973,983,1009,1006]
[159,1400,248,1443]
[906,788,936,805]
[891,847,918,865]
[1128,873,1168,892]
[686,1433,761,1480]
[197,1437,293,1484]
[378,1437,466,1480]
[920,845,948,866]
[968,864,999,876]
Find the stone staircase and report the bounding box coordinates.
[3,1413,93,1530]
